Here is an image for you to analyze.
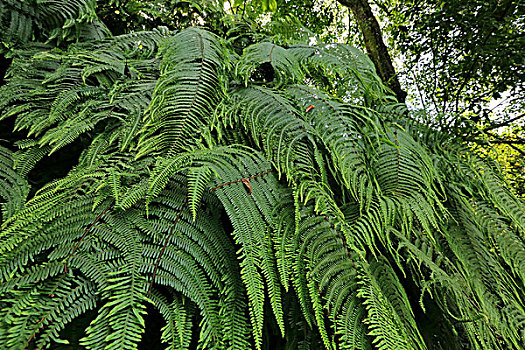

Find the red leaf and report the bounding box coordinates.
[241,178,252,195]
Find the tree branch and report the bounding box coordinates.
[482,113,525,132]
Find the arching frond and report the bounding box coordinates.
[289,42,387,103]
[0,0,101,51]
[236,41,304,87]
[137,27,229,157]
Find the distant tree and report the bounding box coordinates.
[379,0,524,130]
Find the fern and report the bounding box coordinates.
[1,7,525,349]
[236,41,304,87]
[0,0,99,51]
[137,27,228,157]
[0,145,29,223]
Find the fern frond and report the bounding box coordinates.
[0,0,98,50]
[149,291,193,350]
[358,257,426,350]
[0,145,29,222]
[137,27,228,157]
[236,41,304,87]
[290,43,387,103]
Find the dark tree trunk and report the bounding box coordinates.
[338,0,407,103]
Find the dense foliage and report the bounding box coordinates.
[381,0,524,119]
[1,1,525,349]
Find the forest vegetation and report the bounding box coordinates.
[0,1,524,349]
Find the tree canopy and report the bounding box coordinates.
[382,0,524,117]
[1,1,525,349]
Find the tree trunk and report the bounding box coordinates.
[338,0,407,103]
